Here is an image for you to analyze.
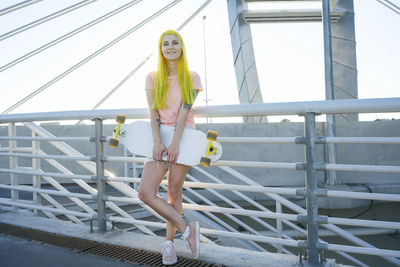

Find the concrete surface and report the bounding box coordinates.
[0,233,140,267]
[0,212,348,267]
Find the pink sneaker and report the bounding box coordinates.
[161,240,177,265]
[183,221,200,259]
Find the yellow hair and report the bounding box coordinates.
[152,29,195,110]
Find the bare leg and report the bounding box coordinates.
[138,161,187,233]
[166,164,190,241]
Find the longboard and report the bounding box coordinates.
[109,115,222,167]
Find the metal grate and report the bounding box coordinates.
[0,223,224,267]
[80,243,222,267]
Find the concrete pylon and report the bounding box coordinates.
[331,0,359,122]
[227,0,266,123]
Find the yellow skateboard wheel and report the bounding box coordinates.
[207,130,218,141]
[200,157,211,167]
[116,115,126,124]
[109,138,119,148]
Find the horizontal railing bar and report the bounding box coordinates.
[104,196,299,221]
[104,156,146,163]
[201,228,299,247]
[0,198,92,218]
[183,203,298,221]
[322,137,400,144]
[105,176,300,195]
[0,168,93,181]
[0,152,92,161]
[104,156,302,169]
[1,98,399,123]
[326,216,400,230]
[0,147,32,153]
[324,243,400,258]
[0,136,91,141]
[316,163,400,173]
[326,190,400,202]
[108,215,299,247]
[0,184,96,200]
[211,160,301,169]
[218,136,300,144]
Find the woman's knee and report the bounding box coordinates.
[138,187,153,204]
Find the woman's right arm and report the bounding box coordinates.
[146,89,166,161]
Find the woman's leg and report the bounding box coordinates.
[138,161,187,233]
[165,164,190,241]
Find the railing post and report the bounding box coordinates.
[93,118,106,232]
[8,123,18,211]
[303,111,320,266]
[32,131,41,215]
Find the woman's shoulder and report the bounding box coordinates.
[190,71,200,79]
[145,71,156,90]
[146,71,156,79]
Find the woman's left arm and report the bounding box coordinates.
[167,89,200,164]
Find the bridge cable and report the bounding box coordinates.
[0,0,143,73]
[376,0,400,15]
[0,0,99,42]
[0,0,43,16]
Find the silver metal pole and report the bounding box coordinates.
[8,123,18,211]
[94,118,106,232]
[203,15,210,123]
[322,0,339,185]
[32,131,41,216]
[304,111,320,266]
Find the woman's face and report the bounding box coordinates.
[161,34,182,61]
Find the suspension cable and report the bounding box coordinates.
[2,0,182,114]
[78,0,214,117]
[0,0,99,42]
[0,0,43,16]
[0,0,143,73]
[376,0,400,15]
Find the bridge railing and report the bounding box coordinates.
[0,97,399,267]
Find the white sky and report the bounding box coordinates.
[0,0,399,123]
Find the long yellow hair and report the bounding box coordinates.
[152,29,195,110]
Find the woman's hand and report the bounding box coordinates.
[153,142,167,161]
[167,141,179,165]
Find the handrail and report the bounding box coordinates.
[1,100,399,266]
[1,97,399,123]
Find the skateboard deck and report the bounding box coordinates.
[109,117,222,167]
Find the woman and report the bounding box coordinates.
[138,29,202,265]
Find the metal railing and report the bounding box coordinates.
[0,97,400,266]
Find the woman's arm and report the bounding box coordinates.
[146,90,167,161]
[167,89,200,164]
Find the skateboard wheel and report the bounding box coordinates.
[116,115,126,124]
[200,157,211,167]
[109,138,119,148]
[207,130,218,141]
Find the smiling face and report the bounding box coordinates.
[161,34,182,61]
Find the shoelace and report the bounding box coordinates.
[162,241,174,256]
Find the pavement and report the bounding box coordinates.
[0,233,142,267]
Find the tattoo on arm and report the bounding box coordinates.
[156,118,161,127]
[183,90,199,110]
[183,103,192,110]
